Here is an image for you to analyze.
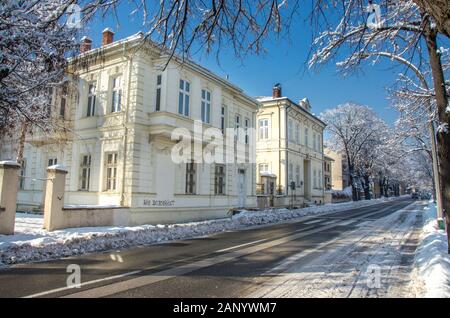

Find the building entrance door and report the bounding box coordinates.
[303,160,311,201]
[237,169,246,208]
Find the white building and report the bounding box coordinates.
[0,30,258,225]
[255,84,326,207]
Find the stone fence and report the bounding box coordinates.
[0,161,20,234]
[43,165,129,231]
[0,162,129,233]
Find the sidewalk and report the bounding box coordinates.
[410,201,450,298]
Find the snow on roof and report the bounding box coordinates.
[260,171,277,178]
[256,96,287,102]
[102,27,114,33]
[47,164,68,172]
[0,160,20,167]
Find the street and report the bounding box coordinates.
[0,198,424,298]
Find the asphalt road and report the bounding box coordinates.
[0,198,419,298]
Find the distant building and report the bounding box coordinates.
[324,155,334,190]
[324,148,350,191]
[255,84,326,207]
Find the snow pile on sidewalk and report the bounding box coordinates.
[413,202,450,298]
[0,196,399,266]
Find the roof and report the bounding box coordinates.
[71,32,258,107]
[260,171,277,178]
[257,96,326,127]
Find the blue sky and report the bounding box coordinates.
[82,4,408,125]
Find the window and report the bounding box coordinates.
[87,83,96,117]
[48,158,57,166]
[200,89,211,123]
[59,96,66,118]
[317,135,321,151]
[288,120,294,142]
[319,170,322,188]
[244,118,250,144]
[289,163,294,182]
[155,75,162,111]
[235,115,240,139]
[214,164,226,195]
[304,128,309,147]
[59,85,67,118]
[313,169,317,188]
[19,159,26,190]
[259,119,269,140]
[111,76,122,113]
[313,132,317,150]
[295,123,300,144]
[178,79,190,116]
[79,155,91,191]
[259,163,269,174]
[105,153,118,191]
[296,165,300,186]
[185,161,196,194]
[221,106,226,132]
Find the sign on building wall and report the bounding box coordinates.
[143,199,176,207]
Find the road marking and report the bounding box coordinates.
[60,222,341,298]
[215,238,269,253]
[302,219,323,225]
[23,270,142,299]
[23,200,413,298]
[336,220,355,226]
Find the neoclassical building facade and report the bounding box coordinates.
[256,85,326,206]
[0,30,258,224]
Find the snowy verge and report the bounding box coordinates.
[412,202,450,298]
[0,196,404,267]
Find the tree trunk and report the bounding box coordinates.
[363,174,371,200]
[16,121,27,165]
[384,178,389,198]
[413,0,450,38]
[425,27,450,253]
[345,153,358,201]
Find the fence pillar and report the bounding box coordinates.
[43,165,68,231]
[0,161,21,235]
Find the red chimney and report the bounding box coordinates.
[80,36,92,53]
[272,83,282,98]
[102,28,114,46]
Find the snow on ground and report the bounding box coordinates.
[410,202,450,298]
[0,196,401,267]
[250,200,424,298]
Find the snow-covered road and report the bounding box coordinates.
[0,196,402,266]
[251,201,434,298]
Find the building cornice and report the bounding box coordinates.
[258,97,327,128]
[69,33,259,109]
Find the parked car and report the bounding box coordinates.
[420,192,431,200]
[411,192,419,199]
